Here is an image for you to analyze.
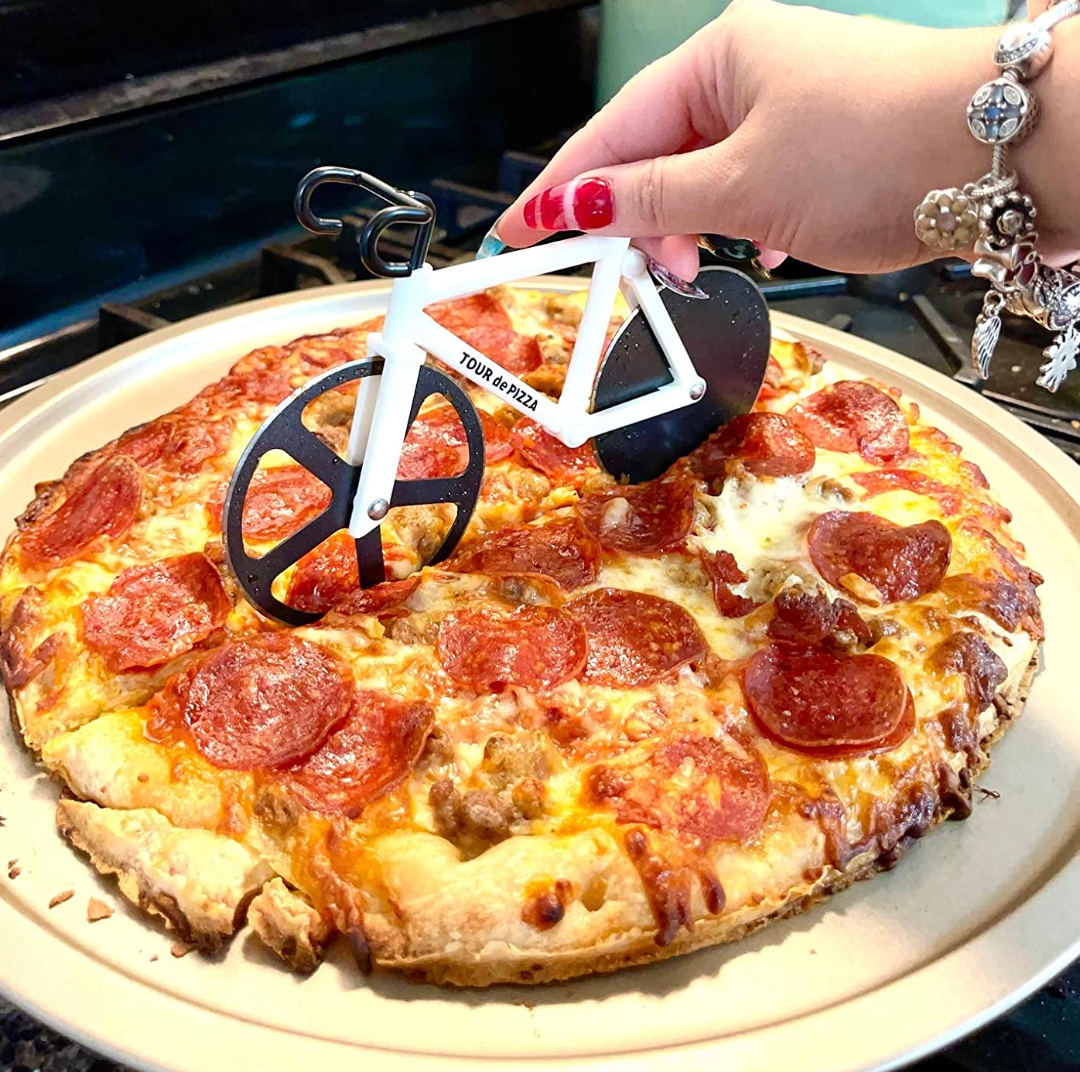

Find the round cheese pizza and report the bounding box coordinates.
[0,284,1043,986]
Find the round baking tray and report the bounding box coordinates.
[1,278,1079,1072]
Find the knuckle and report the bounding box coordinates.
[632,157,669,233]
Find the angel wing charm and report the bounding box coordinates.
[1036,322,1080,392]
[972,296,1004,379]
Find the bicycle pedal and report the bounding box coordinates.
[591,266,770,484]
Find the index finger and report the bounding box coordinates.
[495,22,728,249]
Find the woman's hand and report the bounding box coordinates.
[493,0,1013,278]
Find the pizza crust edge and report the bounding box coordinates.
[359,652,1038,987]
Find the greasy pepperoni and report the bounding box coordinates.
[958,520,1043,638]
[329,576,421,618]
[210,465,332,542]
[478,411,515,463]
[397,406,468,480]
[566,588,707,687]
[940,572,1024,633]
[745,644,910,756]
[696,412,815,481]
[0,587,61,688]
[21,457,142,566]
[116,416,233,474]
[756,356,786,401]
[83,553,230,673]
[789,381,909,462]
[511,418,597,480]
[767,588,872,648]
[425,292,512,332]
[285,532,358,614]
[226,346,295,404]
[850,469,962,516]
[586,734,769,845]
[459,325,543,376]
[396,405,507,479]
[700,550,761,618]
[928,632,1007,713]
[284,534,419,616]
[183,634,352,770]
[277,691,433,816]
[575,473,696,555]
[448,517,601,590]
[436,604,586,690]
[808,510,951,604]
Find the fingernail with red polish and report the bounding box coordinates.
[522,177,614,232]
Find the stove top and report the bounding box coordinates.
[2,148,1079,1072]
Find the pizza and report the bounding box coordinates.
[0,282,1043,986]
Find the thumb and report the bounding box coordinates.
[498,128,760,248]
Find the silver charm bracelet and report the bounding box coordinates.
[914,0,1080,392]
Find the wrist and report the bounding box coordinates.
[1010,16,1080,252]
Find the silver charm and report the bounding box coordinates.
[994,22,1054,80]
[972,291,1005,378]
[914,188,980,252]
[967,77,1038,144]
[979,190,1037,249]
[1037,323,1080,392]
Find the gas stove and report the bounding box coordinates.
[3,146,1080,1072]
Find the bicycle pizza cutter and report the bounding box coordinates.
[224,167,770,625]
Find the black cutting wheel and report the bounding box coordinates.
[224,360,485,626]
[592,266,771,483]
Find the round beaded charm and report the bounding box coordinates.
[967,77,1038,144]
[979,190,1038,250]
[994,22,1054,80]
[914,189,979,252]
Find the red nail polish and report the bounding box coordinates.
[522,177,614,232]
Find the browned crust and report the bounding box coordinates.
[55,800,258,954]
[387,654,1039,987]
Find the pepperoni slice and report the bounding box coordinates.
[585,733,769,844]
[285,532,423,616]
[277,691,433,816]
[928,632,1007,714]
[789,381,909,462]
[329,576,421,618]
[448,517,601,590]
[808,510,951,604]
[459,325,543,376]
[696,412,815,481]
[21,457,142,566]
[767,588,872,648]
[745,644,910,756]
[511,418,597,480]
[756,356,786,402]
[285,531,358,614]
[396,405,508,479]
[958,520,1043,638]
[437,604,586,690]
[425,292,512,332]
[182,634,352,770]
[566,588,707,687]
[850,469,962,515]
[209,465,332,542]
[83,553,230,673]
[940,572,1025,634]
[576,474,696,556]
[701,550,761,618]
[116,416,232,474]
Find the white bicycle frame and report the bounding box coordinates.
[345,234,707,539]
